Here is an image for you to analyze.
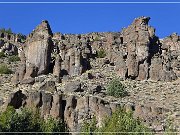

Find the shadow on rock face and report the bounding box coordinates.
[6,90,27,109]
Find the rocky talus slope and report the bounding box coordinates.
[0,16,180,133]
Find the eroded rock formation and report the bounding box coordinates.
[1,16,180,132]
[4,90,170,132]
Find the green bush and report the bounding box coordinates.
[97,48,106,58]
[8,55,20,62]
[98,108,152,135]
[41,117,65,132]
[164,119,177,135]
[81,116,97,135]
[107,78,127,98]
[81,108,152,135]
[94,36,100,41]
[0,64,12,74]
[6,28,12,34]
[0,28,12,34]
[0,106,66,132]
[0,52,5,58]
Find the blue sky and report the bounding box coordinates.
[0,1,179,38]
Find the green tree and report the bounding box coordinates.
[81,108,152,135]
[41,116,66,133]
[0,106,67,133]
[0,106,16,131]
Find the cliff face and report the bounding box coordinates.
[25,20,53,75]
[11,16,180,84]
[0,16,180,132]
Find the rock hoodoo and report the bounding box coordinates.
[25,20,53,75]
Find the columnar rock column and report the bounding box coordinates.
[25,20,53,75]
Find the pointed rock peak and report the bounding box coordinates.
[133,16,150,26]
[36,20,53,36]
[27,20,53,39]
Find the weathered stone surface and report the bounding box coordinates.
[112,16,178,81]
[0,42,18,55]
[25,20,53,75]
[41,92,53,118]
[18,64,26,81]
[11,72,19,85]
[20,77,35,85]
[115,52,127,79]
[53,54,61,78]
[64,81,82,92]
[149,56,163,81]
[5,90,26,109]
[26,92,41,108]
[23,63,37,79]
[50,94,62,118]
[3,16,180,133]
[3,89,172,132]
[39,80,57,92]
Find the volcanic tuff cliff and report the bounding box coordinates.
[0,16,180,132]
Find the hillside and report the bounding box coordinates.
[0,16,180,133]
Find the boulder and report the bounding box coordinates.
[64,81,82,92]
[39,80,57,92]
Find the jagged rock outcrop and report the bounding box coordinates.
[52,34,92,78]
[25,20,53,75]
[161,33,180,77]
[0,40,18,55]
[111,16,177,81]
[4,90,170,132]
[0,30,26,56]
[10,16,179,84]
[12,20,53,84]
[2,16,180,133]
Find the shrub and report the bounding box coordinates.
[41,116,66,132]
[81,116,97,135]
[0,106,66,132]
[0,28,12,34]
[98,108,152,134]
[0,64,12,74]
[6,28,12,34]
[107,78,127,98]
[97,48,106,58]
[164,119,177,135]
[0,52,5,58]
[8,55,20,62]
[94,36,100,41]
[81,108,152,135]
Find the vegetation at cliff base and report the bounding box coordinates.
[0,64,12,74]
[81,107,152,135]
[107,78,128,98]
[0,52,5,58]
[0,106,66,133]
[8,55,20,62]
